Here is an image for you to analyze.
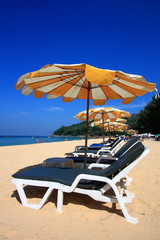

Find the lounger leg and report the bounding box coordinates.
[111,182,138,224]
[15,182,29,207]
[13,181,54,210]
[57,190,63,212]
[125,175,133,186]
[119,179,135,202]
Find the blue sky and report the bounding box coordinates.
[1,0,160,136]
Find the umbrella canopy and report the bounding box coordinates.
[74,107,131,121]
[16,63,156,168]
[91,117,127,127]
[94,121,128,129]
[94,121,128,134]
[16,63,156,105]
[127,129,138,135]
[92,117,127,126]
[105,118,127,124]
[106,123,128,132]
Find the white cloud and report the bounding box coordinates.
[90,100,147,112]
[113,101,147,110]
[44,107,63,112]
[19,111,32,115]
[13,111,32,116]
[124,103,146,109]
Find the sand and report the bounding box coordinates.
[0,138,159,240]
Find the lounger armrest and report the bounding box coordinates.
[69,174,113,192]
[65,152,73,156]
[98,149,113,155]
[99,152,114,157]
[100,146,111,150]
[88,163,110,169]
[75,145,85,151]
[100,156,118,161]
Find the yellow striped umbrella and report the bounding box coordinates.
[16,63,156,104]
[91,117,127,128]
[103,125,125,132]
[16,63,156,168]
[94,121,128,134]
[127,129,138,135]
[94,121,128,129]
[104,118,127,124]
[75,107,130,121]
[105,122,128,131]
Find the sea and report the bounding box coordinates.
[0,136,83,147]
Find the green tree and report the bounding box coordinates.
[136,97,160,134]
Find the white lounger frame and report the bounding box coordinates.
[12,146,149,224]
[73,139,124,157]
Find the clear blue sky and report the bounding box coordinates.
[1,0,160,136]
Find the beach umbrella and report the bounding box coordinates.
[16,63,156,168]
[75,107,130,142]
[106,118,127,124]
[94,121,128,129]
[74,107,131,121]
[127,129,138,135]
[91,118,127,135]
[96,121,128,135]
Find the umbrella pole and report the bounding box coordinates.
[84,81,91,168]
[102,115,105,143]
[108,122,110,139]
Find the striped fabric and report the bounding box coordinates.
[104,124,128,132]
[105,123,128,130]
[16,63,156,106]
[92,118,127,125]
[93,121,128,129]
[74,107,131,121]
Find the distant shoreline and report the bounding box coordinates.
[0,136,84,147]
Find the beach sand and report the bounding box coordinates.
[0,139,159,240]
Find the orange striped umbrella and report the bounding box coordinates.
[104,125,127,132]
[91,117,127,127]
[16,63,156,105]
[93,120,128,134]
[104,122,128,131]
[16,63,156,168]
[74,107,130,121]
[94,121,128,129]
[104,118,127,124]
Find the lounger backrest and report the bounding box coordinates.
[101,141,145,178]
[109,137,121,148]
[78,141,146,190]
[114,136,140,158]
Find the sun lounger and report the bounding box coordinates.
[69,137,124,158]
[67,136,140,165]
[66,137,120,156]
[45,136,140,184]
[12,141,149,224]
[75,137,117,151]
[89,138,115,148]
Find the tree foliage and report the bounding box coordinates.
[136,96,160,134]
[52,121,103,136]
[127,96,160,134]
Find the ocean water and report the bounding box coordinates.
[0,136,83,147]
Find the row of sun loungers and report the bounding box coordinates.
[66,136,140,165]
[66,137,124,158]
[11,136,149,224]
